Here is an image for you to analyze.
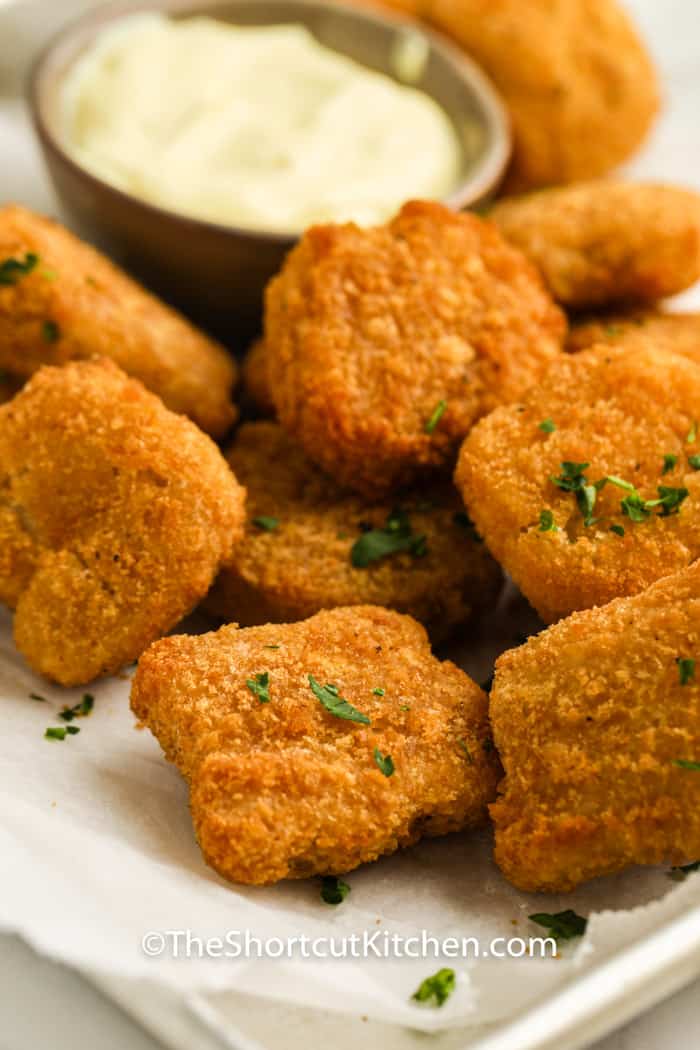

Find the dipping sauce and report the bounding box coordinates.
[61,14,463,234]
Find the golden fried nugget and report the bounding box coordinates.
[265,200,566,497]
[131,605,500,885]
[240,339,275,417]
[491,183,700,309]
[204,422,501,638]
[491,562,700,892]
[428,1,658,191]
[0,205,237,436]
[0,359,245,686]
[456,344,700,623]
[566,309,700,356]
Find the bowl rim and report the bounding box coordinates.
[28,0,511,245]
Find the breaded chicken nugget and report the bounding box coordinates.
[491,562,700,892]
[456,344,700,623]
[204,422,501,638]
[240,339,275,417]
[490,183,700,309]
[0,359,245,686]
[428,1,658,191]
[566,309,700,356]
[131,605,500,885]
[265,200,566,497]
[0,205,237,436]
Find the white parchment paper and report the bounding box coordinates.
[2,0,700,1036]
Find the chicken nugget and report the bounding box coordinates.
[240,339,275,417]
[204,422,501,638]
[0,358,246,685]
[428,0,658,191]
[131,605,499,885]
[566,309,700,356]
[456,344,700,623]
[490,183,700,309]
[490,561,700,892]
[265,200,566,497]
[0,205,237,436]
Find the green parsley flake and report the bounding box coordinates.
[688,421,698,444]
[621,494,650,523]
[424,399,447,435]
[320,875,350,905]
[609,524,625,537]
[30,692,47,703]
[550,462,598,526]
[412,968,456,1007]
[538,419,556,434]
[689,455,700,471]
[678,658,696,686]
[458,739,474,764]
[264,644,280,650]
[42,320,60,343]
[308,675,370,725]
[373,748,395,777]
[529,909,587,942]
[373,687,385,696]
[0,252,39,286]
[252,516,279,532]
[351,508,427,568]
[538,509,557,532]
[675,759,700,771]
[45,726,80,740]
[246,672,271,703]
[59,693,94,722]
[662,454,678,475]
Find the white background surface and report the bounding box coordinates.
[1,1,700,1048]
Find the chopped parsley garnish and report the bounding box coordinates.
[529,909,587,942]
[677,658,696,686]
[373,687,385,696]
[551,462,690,528]
[412,968,456,1007]
[424,399,447,435]
[670,860,700,881]
[400,704,411,712]
[45,726,80,740]
[662,454,678,475]
[30,692,47,703]
[0,252,39,286]
[351,508,427,568]
[609,524,625,537]
[650,486,689,517]
[689,455,700,471]
[621,494,650,522]
[550,462,597,526]
[539,419,556,434]
[42,320,60,343]
[246,672,271,703]
[458,739,474,764]
[309,675,370,724]
[688,421,698,444]
[320,875,350,905]
[373,748,395,777]
[264,644,280,650]
[252,516,279,532]
[539,509,557,532]
[59,693,94,721]
[674,759,700,771]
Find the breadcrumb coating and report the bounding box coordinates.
[265,200,565,497]
[0,205,237,436]
[131,606,500,886]
[204,422,501,639]
[0,359,246,685]
[491,183,700,308]
[456,344,700,623]
[491,561,700,892]
[428,0,658,191]
[566,309,700,356]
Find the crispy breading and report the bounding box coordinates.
[0,359,246,685]
[204,422,501,638]
[490,183,700,309]
[131,605,500,885]
[566,309,700,356]
[265,200,566,497]
[455,344,700,623]
[0,205,237,436]
[490,562,700,892]
[240,339,275,417]
[428,0,658,191]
